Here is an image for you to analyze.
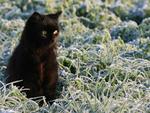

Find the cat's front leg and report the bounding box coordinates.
[43,63,58,104]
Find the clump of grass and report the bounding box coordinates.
[0,81,41,112]
[139,17,150,38]
[110,21,141,42]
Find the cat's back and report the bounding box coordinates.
[6,43,29,79]
[8,42,27,65]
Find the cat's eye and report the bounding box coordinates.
[53,30,58,36]
[42,31,47,38]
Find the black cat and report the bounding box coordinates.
[6,11,62,104]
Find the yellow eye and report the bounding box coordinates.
[53,30,58,36]
[42,31,47,38]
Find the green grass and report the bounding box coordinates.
[0,0,150,112]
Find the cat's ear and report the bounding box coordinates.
[48,11,62,20]
[29,12,41,21]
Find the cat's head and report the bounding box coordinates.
[24,11,62,48]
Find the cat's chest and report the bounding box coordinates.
[34,48,49,62]
[33,48,57,82]
[39,63,44,81]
